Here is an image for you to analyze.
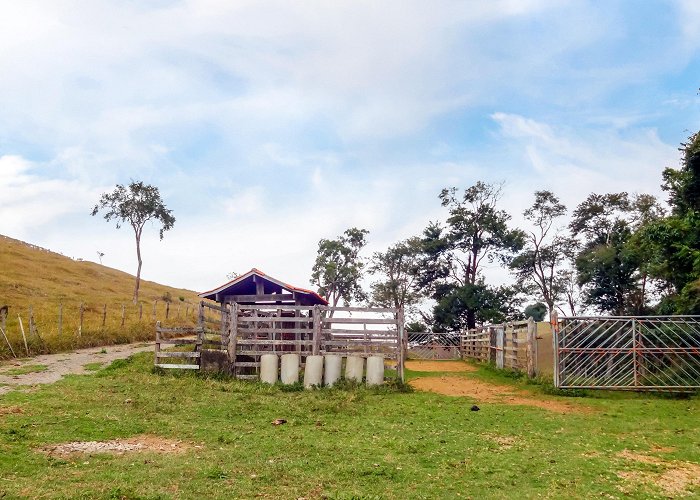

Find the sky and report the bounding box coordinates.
[1,0,699,296]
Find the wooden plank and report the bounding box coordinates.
[238,304,315,311]
[225,294,294,302]
[229,303,239,376]
[156,352,201,358]
[201,302,227,313]
[155,364,200,370]
[237,316,312,323]
[312,305,321,356]
[235,362,260,368]
[322,318,396,325]
[322,328,396,335]
[156,338,198,345]
[236,327,312,335]
[321,306,398,314]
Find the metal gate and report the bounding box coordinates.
[407,332,462,360]
[554,316,700,391]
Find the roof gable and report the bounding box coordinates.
[198,268,328,305]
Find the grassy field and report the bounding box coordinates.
[0,235,201,359]
[0,356,698,499]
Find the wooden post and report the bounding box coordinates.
[397,307,406,382]
[155,321,161,366]
[0,324,16,358]
[29,305,36,337]
[198,301,204,329]
[152,300,157,321]
[229,303,239,376]
[102,304,107,327]
[18,314,29,356]
[0,310,5,339]
[526,317,537,378]
[550,310,559,387]
[312,305,321,355]
[166,301,170,320]
[176,304,180,319]
[139,303,143,321]
[121,304,126,327]
[58,303,63,337]
[79,302,84,337]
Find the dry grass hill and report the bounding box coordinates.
[0,235,200,358]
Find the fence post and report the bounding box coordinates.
[166,301,170,320]
[121,304,126,327]
[139,303,143,321]
[397,307,406,382]
[79,302,84,337]
[526,317,537,378]
[312,305,321,355]
[155,321,161,366]
[550,311,559,388]
[18,314,29,356]
[228,303,239,376]
[632,318,639,388]
[152,300,157,321]
[102,304,107,327]
[29,305,37,337]
[58,303,63,337]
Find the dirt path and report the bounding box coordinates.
[0,342,154,395]
[407,359,591,414]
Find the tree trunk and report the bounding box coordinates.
[133,230,142,304]
[467,308,476,330]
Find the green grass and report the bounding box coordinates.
[82,362,104,372]
[0,364,48,375]
[0,354,698,499]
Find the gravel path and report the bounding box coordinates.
[0,342,154,395]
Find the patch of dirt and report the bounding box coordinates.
[40,435,191,457]
[0,341,154,395]
[617,449,700,497]
[405,360,476,372]
[482,433,517,450]
[410,375,591,414]
[0,406,23,416]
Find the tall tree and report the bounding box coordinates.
[311,228,369,312]
[570,192,662,315]
[635,130,700,313]
[422,182,524,329]
[91,181,175,304]
[369,237,424,313]
[510,190,575,317]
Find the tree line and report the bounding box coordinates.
[311,131,700,331]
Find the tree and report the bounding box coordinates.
[523,302,547,321]
[311,228,369,312]
[635,130,700,313]
[91,181,175,304]
[569,192,662,315]
[422,182,525,329]
[510,190,574,317]
[369,237,424,313]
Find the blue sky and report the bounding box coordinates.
[1,0,699,294]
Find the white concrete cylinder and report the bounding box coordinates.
[366,356,385,386]
[280,354,300,384]
[324,355,343,387]
[345,356,364,383]
[260,354,279,384]
[304,355,324,388]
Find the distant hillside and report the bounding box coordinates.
[0,235,200,357]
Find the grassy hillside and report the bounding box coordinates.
[0,235,201,358]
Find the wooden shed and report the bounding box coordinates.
[198,268,328,307]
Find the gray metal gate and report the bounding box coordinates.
[554,315,700,391]
[407,332,462,360]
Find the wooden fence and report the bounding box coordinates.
[155,302,406,381]
[460,318,538,377]
[0,300,196,358]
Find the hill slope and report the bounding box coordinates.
[0,235,200,357]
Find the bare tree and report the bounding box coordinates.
[91,181,175,303]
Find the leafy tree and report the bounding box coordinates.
[523,302,547,321]
[91,181,175,304]
[635,130,700,313]
[570,192,663,315]
[422,182,524,329]
[510,190,575,317]
[369,237,424,313]
[311,228,369,312]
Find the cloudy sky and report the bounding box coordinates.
[1,0,699,294]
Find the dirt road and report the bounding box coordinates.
[0,342,154,395]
